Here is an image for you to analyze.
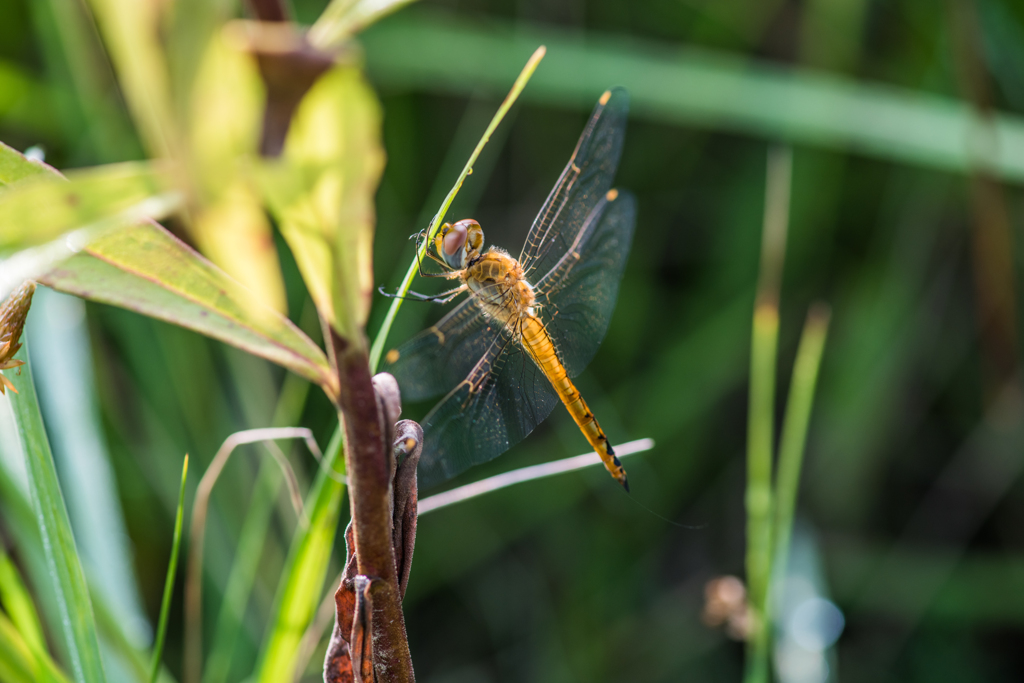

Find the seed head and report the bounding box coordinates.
[0,281,36,394]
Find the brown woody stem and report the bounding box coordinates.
[331,330,415,681]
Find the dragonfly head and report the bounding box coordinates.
[436,219,484,269]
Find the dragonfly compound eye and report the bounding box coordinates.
[440,222,468,268]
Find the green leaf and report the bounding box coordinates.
[362,10,1024,182]
[0,141,50,186]
[261,65,385,344]
[9,346,107,683]
[0,160,180,252]
[38,222,337,396]
[0,148,181,298]
[0,141,334,396]
[253,427,346,683]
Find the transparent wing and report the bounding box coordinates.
[383,297,498,403]
[534,189,636,377]
[406,192,635,488]
[416,328,560,488]
[519,88,629,282]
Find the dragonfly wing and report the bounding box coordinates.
[417,330,560,488]
[534,189,637,377]
[519,88,629,282]
[383,297,499,403]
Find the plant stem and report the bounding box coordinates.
[331,332,414,680]
[744,145,792,683]
[771,304,830,591]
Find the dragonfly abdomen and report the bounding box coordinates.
[520,315,629,491]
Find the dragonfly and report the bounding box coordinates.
[384,88,635,490]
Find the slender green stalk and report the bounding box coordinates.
[149,454,188,683]
[744,145,792,683]
[771,305,831,591]
[253,428,345,683]
[368,45,546,371]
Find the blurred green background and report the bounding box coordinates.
[4,0,1024,681]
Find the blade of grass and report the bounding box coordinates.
[370,94,519,347]
[252,426,345,683]
[418,438,655,514]
[367,44,545,370]
[30,288,151,648]
[771,304,830,590]
[86,0,179,159]
[0,549,47,653]
[149,455,188,683]
[362,10,1024,183]
[0,612,38,683]
[28,0,140,163]
[0,549,69,682]
[744,145,792,683]
[9,344,107,683]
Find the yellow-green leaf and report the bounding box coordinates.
[0,161,181,252]
[0,141,50,186]
[38,222,337,398]
[261,65,385,345]
[193,184,288,314]
[188,26,288,314]
[188,25,264,200]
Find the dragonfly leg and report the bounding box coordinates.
[416,248,457,278]
[377,284,466,304]
[410,227,460,279]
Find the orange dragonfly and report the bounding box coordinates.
[384,88,635,490]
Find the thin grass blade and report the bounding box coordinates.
[149,455,188,683]
[9,345,107,683]
[744,145,792,683]
[368,45,545,370]
[771,305,831,587]
[0,549,47,653]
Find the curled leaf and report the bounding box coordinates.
[0,282,35,394]
[260,65,385,346]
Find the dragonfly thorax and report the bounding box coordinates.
[464,248,537,326]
